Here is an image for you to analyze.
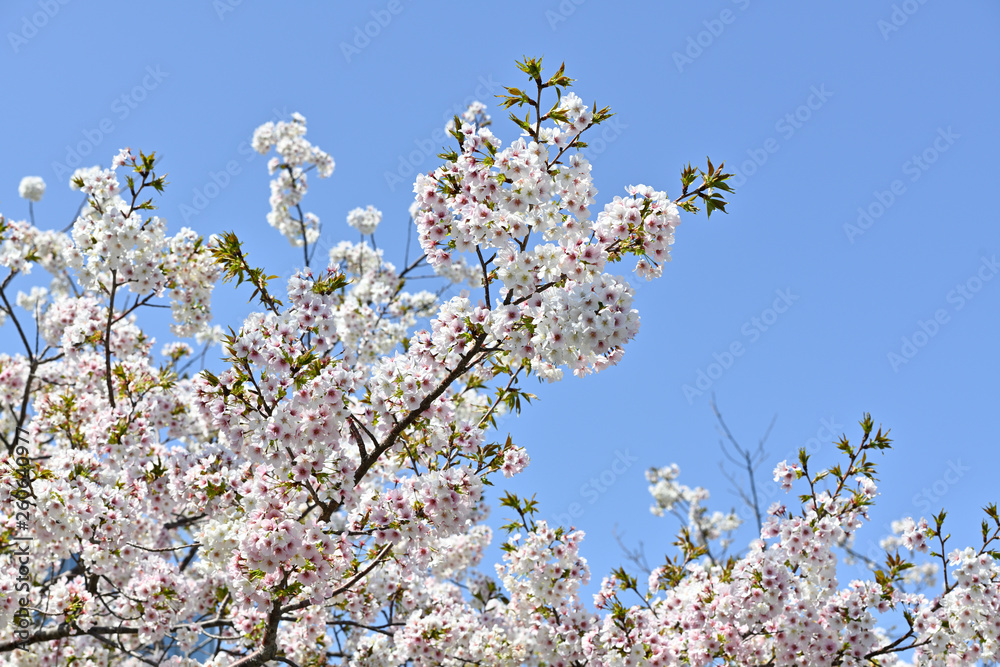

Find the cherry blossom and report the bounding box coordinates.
[1,58,995,667]
[16,178,44,203]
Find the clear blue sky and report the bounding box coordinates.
[2,2,998,592]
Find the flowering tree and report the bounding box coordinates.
[1,58,998,667]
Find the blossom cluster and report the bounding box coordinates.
[17,177,44,203]
[647,463,742,552]
[407,75,690,385]
[346,205,382,235]
[252,112,334,247]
